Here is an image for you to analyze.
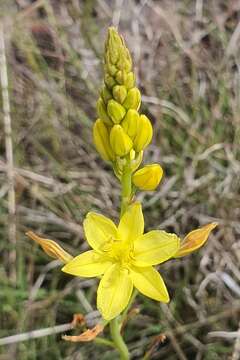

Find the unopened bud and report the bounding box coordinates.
[110,125,133,157]
[133,164,163,191]
[104,74,116,89]
[116,70,128,85]
[133,115,153,152]
[93,119,115,162]
[121,109,139,138]
[107,99,126,124]
[123,87,141,110]
[101,87,112,104]
[125,72,135,89]
[113,85,127,104]
[97,98,112,126]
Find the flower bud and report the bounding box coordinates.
[123,87,141,110]
[104,74,116,89]
[110,125,133,157]
[106,27,123,64]
[133,115,153,152]
[107,99,126,124]
[101,86,112,104]
[93,119,115,162]
[113,85,127,104]
[97,98,112,126]
[125,72,135,89]
[121,109,139,138]
[116,70,128,85]
[117,47,132,72]
[133,164,163,191]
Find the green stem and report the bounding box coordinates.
[110,317,130,360]
[120,158,132,217]
[108,157,133,359]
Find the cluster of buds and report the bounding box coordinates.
[93,27,162,191]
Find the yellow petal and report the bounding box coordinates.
[130,266,169,302]
[62,250,112,277]
[83,212,118,251]
[118,202,144,242]
[133,230,180,266]
[26,231,73,263]
[97,264,133,320]
[175,222,218,258]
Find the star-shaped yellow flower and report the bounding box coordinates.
[62,203,180,320]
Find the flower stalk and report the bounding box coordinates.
[26,26,218,358]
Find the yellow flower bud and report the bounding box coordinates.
[133,164,163,191]
[101,86,112,104]
[133,115,153,152]
[97,98,112,126]
[116,70,128,85]
[125,72,135,89]
[121,109,139,138]
[117,48,132,72]
[113,85,127,104]
[93,119,115,162]
[104,74,116,89]
[110,125,133,157]
[106,27,123,64]
[123,87,141,110]
[107,99,126,124]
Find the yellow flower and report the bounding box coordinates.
[133,164,163,191]
[62,203,180,321]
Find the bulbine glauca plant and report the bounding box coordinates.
[27,28,217,359]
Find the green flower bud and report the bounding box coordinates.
[101,86,112,104]
[125,72,135,89]
[115,70,128,85]
[107,99,126,124]
[113,85,127,104]
[104,74,116,89]
[123,87,141,110]
[133,164,163,191]
[104,60,118,76]
[133,115,153,152]
[106,27,123,64]
[97,98,112,126]
[121,109,139,138]
[93,119,115,162]
[110,125,133,157]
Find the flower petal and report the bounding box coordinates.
[118,202,144,242]
[130,266,169,302]
[133,230,180,266]
[175,222,218,258]
[97,264,133,320]
[83,212,118,251]
[62,250,112,277]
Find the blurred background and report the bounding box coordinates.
[0,0,240,359]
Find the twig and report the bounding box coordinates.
[232,321,240,360]
[0,323,73,346]
[208,331,240,340]
[0,21,16,281]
